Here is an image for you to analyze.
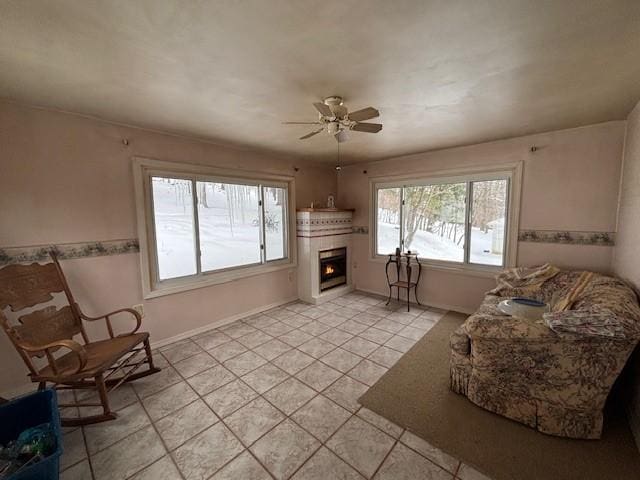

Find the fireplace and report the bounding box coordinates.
[319,247,347,292]
[296,209,353,303]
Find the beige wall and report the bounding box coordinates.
[0,100,630,398]
[0,101,336,393]
[613,100,640,450]
[338,121,625,313]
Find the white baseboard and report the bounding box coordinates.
[354,287,475,315]
[1,295,299,400]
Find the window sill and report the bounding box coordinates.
[369,255,501,279]
[144,260,297,299]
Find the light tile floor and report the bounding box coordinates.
[59,291,492,480]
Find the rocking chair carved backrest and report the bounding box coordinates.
[0,254,88,376]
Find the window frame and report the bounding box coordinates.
[370,162,522,276]
[133,157,296,298]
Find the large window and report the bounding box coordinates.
[375,173,513,268]
[135,158,293,297]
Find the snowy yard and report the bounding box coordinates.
[377,222,503,266]
[151,179,284,280]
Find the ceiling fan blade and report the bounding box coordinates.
[282,121,321,125]
[348,107,379,122]
[313,102,333,117]
[299,128,324,140]
[334,130,349,143]
[351,122,383,133]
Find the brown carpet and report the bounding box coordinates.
[359,312,640,480]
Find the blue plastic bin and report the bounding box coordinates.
[0,389,62,480]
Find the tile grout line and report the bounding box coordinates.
[72,329,413,472]
[154,340,279,480]
[395,430,461,477]
[128,383,188,480]
[150,349,269,480]
[369,436,401,480]
[74,389,97,480]
[203,352,403,478]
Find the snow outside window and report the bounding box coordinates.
[150,176,288,281]
[375,177,509,267]
[263,186,287,261]
[151,178,198,280]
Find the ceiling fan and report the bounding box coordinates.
[283,96,382,143]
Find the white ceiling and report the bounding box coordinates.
[1,0,639,163]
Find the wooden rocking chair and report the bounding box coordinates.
[0,251,160,426]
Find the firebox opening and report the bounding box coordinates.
[319,247,347,292]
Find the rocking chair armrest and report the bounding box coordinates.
[20,339,88,375]
[81,308,142,336]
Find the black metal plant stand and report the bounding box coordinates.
[385,253,422,312]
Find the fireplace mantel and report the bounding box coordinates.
[296,208,355,212]
[296,210,354,304]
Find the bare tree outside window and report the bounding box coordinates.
[402,183,466,262]
[469,179,507,265]
[376,188,402,255]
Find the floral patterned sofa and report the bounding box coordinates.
[450,268,640,439]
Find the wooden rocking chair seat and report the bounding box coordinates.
[35,332,150,381]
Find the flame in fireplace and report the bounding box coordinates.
[325,265,335,275]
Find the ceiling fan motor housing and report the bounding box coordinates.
[324,96,343,107]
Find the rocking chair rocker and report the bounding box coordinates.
[0,251,160,426]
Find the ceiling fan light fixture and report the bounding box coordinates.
[284,96,382,143]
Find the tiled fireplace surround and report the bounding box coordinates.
[59,291,487,480]
[296,210,354,304]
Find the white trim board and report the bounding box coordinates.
[0,295,298,400]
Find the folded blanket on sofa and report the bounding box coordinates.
[552,271,596,311]
[543,310,626,339]
[488,263,560,296]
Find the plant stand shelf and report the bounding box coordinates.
[385,253,422,312]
